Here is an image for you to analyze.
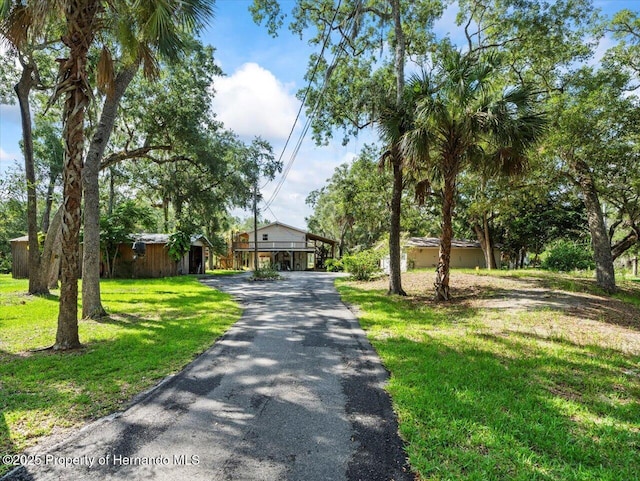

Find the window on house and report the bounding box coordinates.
[262,234,269,241]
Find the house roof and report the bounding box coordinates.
[405,237,482,249]
[241,221,307,236]
[130,233,213,247]
[11,234,212,247]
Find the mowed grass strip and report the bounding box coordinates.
[337,275,640,481]
[0,275,240,474]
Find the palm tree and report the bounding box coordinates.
[1,0,213,349]
[81,4,214,320]
[401,48,546,300]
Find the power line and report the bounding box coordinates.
[259,0,343,192]
[263,0,363,210]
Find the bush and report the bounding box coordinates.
[342,250,382,281]
[251,264,281,281]
[541,240,595,271]
[324,258,343,272]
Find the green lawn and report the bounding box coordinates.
[338,272,640,481]
[0,275,240,475]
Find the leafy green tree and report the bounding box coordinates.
[306,145,391,255]
[0,13,62,295]
[544,66,639,293]
[252,0,447,295]
[609,9,640,77]
[0,0,214,349]
[100,200,155,278]
[31,112,64,233]
[81,10,215,320]
[401,48,546,300]
[0,169,28,273]
[454,0,598,78]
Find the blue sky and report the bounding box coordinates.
[0,0,635,229]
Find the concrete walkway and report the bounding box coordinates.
[3,272,411,481]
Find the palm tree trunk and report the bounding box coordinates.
[15,60,48,295]
[388,147,407,296]
[435,169,456,301]
[82,64,138,319]
[55,0,99,350]
[387,0,407,296]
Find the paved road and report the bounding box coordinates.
[4,272,412,481]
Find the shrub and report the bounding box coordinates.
[251,264,281,281]
[541,240,595,271]
[325,258,344,272]
[342,250,382,281]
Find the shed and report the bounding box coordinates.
[9,236,29,279]
[112,233,212,278]
[10,233,212,279]
[404,237,501,269]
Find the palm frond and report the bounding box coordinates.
[1,2,30,48]
[414,178,432,206]
[96,45,115,98]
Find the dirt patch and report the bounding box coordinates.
[349,271,640,355]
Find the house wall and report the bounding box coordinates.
[408,247,502,269]
[10,241,28,279]
[253,224,306,243]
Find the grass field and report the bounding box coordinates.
[0,275,240,476]
[338,270,640,481]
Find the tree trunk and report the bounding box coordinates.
[387,0,406,296]
[42,172,58,233]
[39,206,63,290]
[483,212,496,269]
[82,64,138,319]
[435,169,456,301]
[15,61,48,295]
[571,158,616,293]
[472,219,495,269]
[55,0,99,350]
[388,146,407,296]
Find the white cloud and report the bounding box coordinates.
[588,34,616,67]
[0,147,10,161]
[211,62,300,141]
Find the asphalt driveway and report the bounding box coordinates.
[3,272,412,481]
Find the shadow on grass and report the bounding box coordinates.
[339,286,480,329]
[339,280,640,479]
[378,332,640,480]
[1,401,15,476]
[0,281,240,473]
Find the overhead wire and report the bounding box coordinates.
[258,0,343,192]
[261,0,363,210]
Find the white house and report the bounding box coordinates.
[232,222,336,271]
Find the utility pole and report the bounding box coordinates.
[253,179,259,271]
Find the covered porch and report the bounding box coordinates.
[232,234,336,271]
